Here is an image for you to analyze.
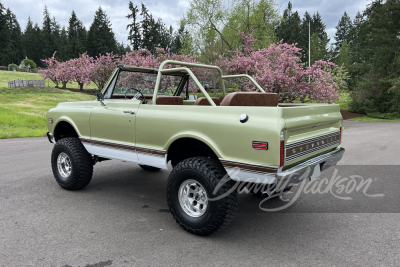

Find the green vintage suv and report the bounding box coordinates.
[46,60,345,235]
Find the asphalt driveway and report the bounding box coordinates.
[0,121,399,266]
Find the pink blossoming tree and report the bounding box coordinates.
[41,32,340,103]
[215,32,340,103]
[90,53,119,90]
[41,52,61,88]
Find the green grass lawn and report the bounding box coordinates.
[0,70,95,90]
[0,70,94,139]
[0,87,94,139]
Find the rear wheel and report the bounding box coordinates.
[139,164,161,172]
[166,157,237,236]
[51,137,93,190]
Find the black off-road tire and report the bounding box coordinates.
[139,164,161,172]
[166,157,237,236]
[51,137,93,191]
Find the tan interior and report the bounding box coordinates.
[153,96,183,105]
[220,92,279,107]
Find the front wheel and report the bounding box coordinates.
[51,137,93,190]
[166,157,237,236]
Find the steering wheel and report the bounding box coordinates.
[125,87,147,104]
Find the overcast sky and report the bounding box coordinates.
[3,0,371,46]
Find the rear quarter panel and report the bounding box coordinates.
[135,105,284,166]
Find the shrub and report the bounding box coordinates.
[8,63,19,71]
[23,59,37,69]
[20,59,37,69]
[349,90,400,115]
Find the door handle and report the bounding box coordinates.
[123,111,135,114]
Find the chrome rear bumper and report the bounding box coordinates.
[275,147,345,189]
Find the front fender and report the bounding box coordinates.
[53,117,82,136]
[47,109,91,139]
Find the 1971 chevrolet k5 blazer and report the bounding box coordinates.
[46,60,345,235]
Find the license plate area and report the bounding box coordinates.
[309,164,321,181]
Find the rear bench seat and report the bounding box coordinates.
[193,97,221,106]
[220,92,279,106]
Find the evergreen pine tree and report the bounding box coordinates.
[5,8,24,65]
[87,7,118,56]
[155,18,171,50]
[311,12,329,43]
[51,16,61,59]
[0,2,12,66]
[67,11,87,59]
[299,11,312,64]
[348,0,400,112]
[31,23,43,67]
[337,40,351,68]
[22,17,34,60]
[334,12,352,49]
[140,3,151,51]
[309,32,329,65]
[41,6,55,60]
[276,2,302,45]
[126,1,141,50]
[58,26,68,61]
[170,23,186,54]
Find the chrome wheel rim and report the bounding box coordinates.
[57,152,72,179]
[178,179,208,217]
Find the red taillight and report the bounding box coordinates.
[280,140,285,167]
[339,126,342,145]
[252,141,268,150]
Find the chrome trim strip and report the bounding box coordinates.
[223,166,276,176]
[286,131,340,149]
[79,138,166,156]
[135,146,166,156]
[90,139,136,152]
[219,159,278,170]
[136,151,165,158]
[285,142,339,162]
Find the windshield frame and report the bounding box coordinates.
[102,67,188,100]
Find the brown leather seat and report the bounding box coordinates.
[220,92,279,107]
[155,96,183,105]
[193,97,221,106]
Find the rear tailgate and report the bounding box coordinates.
[281,104,342,167]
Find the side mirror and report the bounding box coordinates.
[96,92,107,106]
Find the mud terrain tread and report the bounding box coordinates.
[166,157,237,236]
[51,137,93,190]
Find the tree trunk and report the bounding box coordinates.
[62,82,67,89]
[79,82,84,90]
